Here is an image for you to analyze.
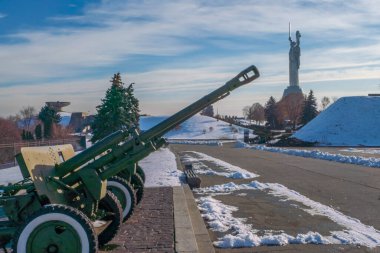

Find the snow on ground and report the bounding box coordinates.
[293,96,380,146]
[182,155,256,179]
[140,115,167,130]
[341,148,380,155]
[0,148,183,188]
[140,114,252,140]
[139,148,184,187]
[196,181,380,248]
[86,140,183,187]
[187,151,380,248]
[167,140,234,146]
[197,195,329,247]
[0,166,23,185]
[238,142,380,168]
[181,151,258,179]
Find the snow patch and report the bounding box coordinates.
[197,195,330,247]
[196,181,380,248]
[341,148,380,155]
[240,142,380,168]
[140,114,252,140]
[188,154,380,248]
[167,139,233,146]
[0,166,23,185]
[194,182,250,195]
[182,152,258,179]
[293,96,380,146]
[139,148,184,187]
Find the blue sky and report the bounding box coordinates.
[0,0,379,117]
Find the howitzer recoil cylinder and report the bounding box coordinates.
[55,130,128,177]
[56,65,260,179]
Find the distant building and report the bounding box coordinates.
[45,101,94,133]
[68,112,94,133]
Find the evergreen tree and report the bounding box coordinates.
[264,96,278,129]
[21,129,26,140]
[38,106,61,138]
[301,90,318,125]
[27,131,34,140]
[35,124,42,140]
[91,73,140,142]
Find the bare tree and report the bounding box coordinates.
[242,106,254,124]
[0,117,21,143]
[7,114,20,123]
[20,106,36,131]
[251,103,265,125]
[277,93,304,129]
[51,124,73,139]
[0,118,22,164]
[321,96,331,110]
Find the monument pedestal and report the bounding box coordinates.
[283,85,303,97]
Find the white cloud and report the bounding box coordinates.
[1,0,380,116]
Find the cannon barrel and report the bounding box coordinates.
[140,65,260,141]
[57,65,259,178]
[98,65,260,180]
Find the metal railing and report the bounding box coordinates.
[0,137,85,169]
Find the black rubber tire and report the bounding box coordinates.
[12,204,98,253]
[107,176,136,222]
[97,191,123,246]
[132,173,144,205]
[136,165,146,183]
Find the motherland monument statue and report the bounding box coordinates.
[283,23,303,97]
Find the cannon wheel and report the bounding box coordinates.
[107,176,136,222]
[12,204,97,253]
[132,173,144,205]
[136,165,146,183]
[97,191,122,246]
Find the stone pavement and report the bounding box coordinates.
[101,187,175,253]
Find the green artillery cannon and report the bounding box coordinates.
[0,65,259,253]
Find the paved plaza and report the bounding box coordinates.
[101,187,175,253]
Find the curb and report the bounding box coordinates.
[173,186,198,253]
[173,185,215,253]
[183,185,215,253]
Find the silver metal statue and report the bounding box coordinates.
[289,27,301,87]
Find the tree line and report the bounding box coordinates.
[243,91,334,130]
[0,72,140,145]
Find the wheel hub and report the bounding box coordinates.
[47,244,58,253]
[26,222,82,253]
